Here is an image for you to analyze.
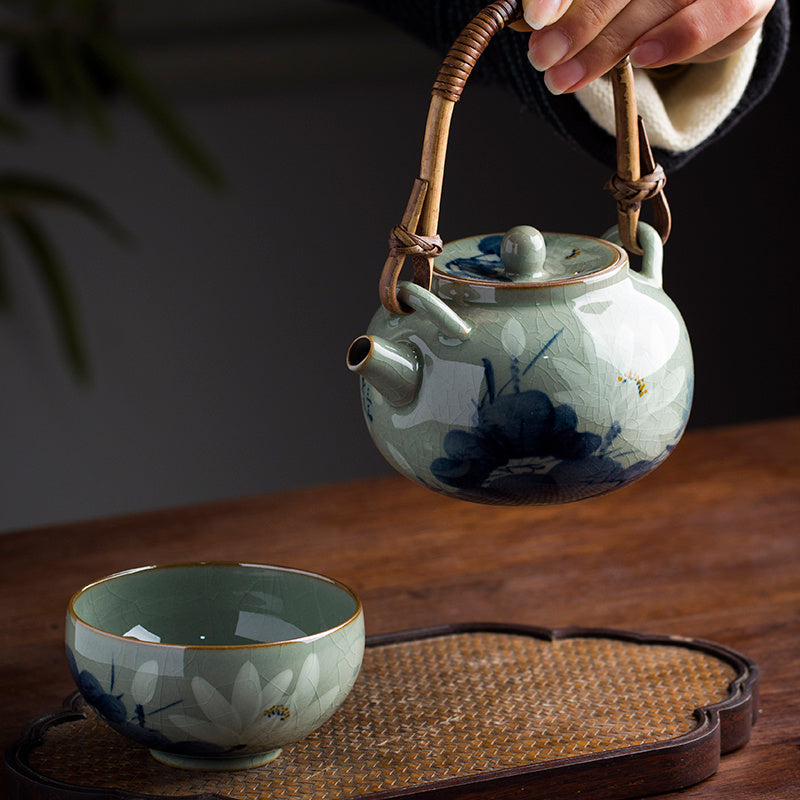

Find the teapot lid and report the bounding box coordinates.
[435,225,625,285]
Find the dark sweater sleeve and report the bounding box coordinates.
[344,0,790,171]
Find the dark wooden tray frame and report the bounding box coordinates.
[4,623,759,800]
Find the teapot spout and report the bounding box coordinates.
[346,335,421,407]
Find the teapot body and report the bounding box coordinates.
[354,231,693,505]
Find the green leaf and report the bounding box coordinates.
[19,31,75,122]
[0,231,11,311]
[0,110,28,141]
[0,172,130,244]
[54,28,114,141]
[6,210,90,382]
[87,31,226,191]
[33,0,62,15]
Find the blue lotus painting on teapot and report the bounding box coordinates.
[349,224,694,506]
[425,331,691,504]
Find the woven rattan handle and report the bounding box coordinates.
[379,0,670,314]
[379,0,519,314]
[606,55,671,256]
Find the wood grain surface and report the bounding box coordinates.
[2,416,799,798]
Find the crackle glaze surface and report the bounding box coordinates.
[357,229,693,505]
[65,563,365,769]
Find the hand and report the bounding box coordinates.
[510,0,774,95]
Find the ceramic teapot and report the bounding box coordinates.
[347,0,692,505]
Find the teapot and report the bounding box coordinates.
[347,0,692,505]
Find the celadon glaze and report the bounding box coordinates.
[65,563,365,770]
[348,223,693,505]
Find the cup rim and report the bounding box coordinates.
[67,561,364,650]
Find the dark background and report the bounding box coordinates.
[0,1,795,532]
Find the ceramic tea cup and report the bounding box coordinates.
[65,562,365,770]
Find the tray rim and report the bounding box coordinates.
[4,622,759,800]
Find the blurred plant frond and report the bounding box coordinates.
[4,208,90,380]
[85,31,226,190]
[1,0,226,380]
[0,172,130,242]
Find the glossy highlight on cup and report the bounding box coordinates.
[65,562,365,770]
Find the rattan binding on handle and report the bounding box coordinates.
[379,0,520,315]
[432,0,519,102]
[606,55,671,255]
[379,0,670,314]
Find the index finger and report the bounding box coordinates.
[509,0,574,31]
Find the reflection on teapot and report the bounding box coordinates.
[347,1,687,505]
[347,224,692,505]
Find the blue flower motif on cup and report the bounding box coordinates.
[66,646,185,752]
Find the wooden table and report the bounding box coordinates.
[2,417,799,798]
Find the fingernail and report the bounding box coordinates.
[630,40,665,68]
[544,58,585,95]
[528,28,570,71]
[524,0,561,30]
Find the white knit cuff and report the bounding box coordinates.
[574,30,762,154]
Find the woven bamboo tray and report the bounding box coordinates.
[6,623,758,800]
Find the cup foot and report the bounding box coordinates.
[150,747,282,771]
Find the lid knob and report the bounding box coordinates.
[500,225,547,280]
